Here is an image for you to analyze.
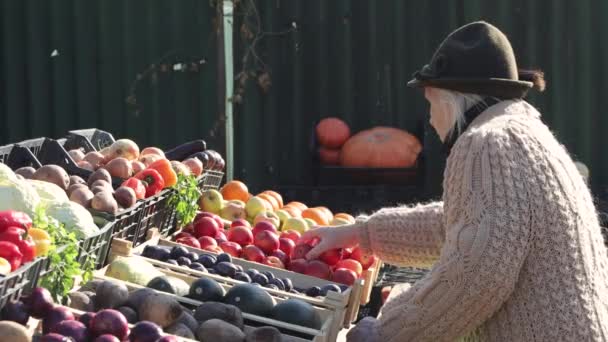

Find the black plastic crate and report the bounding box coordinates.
[0,257,47,310]
[112,190,178,248]
[276,184,423,215]
[78,219,116,269]
[67,129,116,151]
[198,170,224,190]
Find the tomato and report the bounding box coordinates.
[334,259,363,277]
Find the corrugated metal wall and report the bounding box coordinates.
[1,0,607,198]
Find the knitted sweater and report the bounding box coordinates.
[357,100,608,341]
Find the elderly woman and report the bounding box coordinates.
[303,21,608,341]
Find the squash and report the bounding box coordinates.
[315,118,351,148]
[339,127,421,168]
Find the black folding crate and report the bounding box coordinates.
[0,257,47,310]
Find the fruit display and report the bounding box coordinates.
[314,117,422,168]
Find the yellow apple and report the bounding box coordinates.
[220,201,247,221]
[283,217,309,234]
[330,217,351,226]
[304,218,317,229]
[246,196,267,218]
[254,211,281,229]
[229,199,246,207]
[274,209,291,229]
[198,189,224,214]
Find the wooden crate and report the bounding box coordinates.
[96,260,334,342]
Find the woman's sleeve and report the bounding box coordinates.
[372,131,534,341]
[357,202,445,268]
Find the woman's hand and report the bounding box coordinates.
[346,317,379,342]
[300,223,362,260]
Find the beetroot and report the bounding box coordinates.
[90,309,129,340]
[94,334,121,342]
[40,333,71,341]
[43,306,75,334]
[53,320,90,342]
[25,287,54,318]
[156,336,179,342]
[128,321,163,342]
[0,300,30,325]
[79,311,96,328]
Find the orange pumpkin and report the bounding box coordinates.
[318,146,341,165]
[316,118,351,148]
[340,127,422,168]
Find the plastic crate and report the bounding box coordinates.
[0,257,47,310]
[198,170,224,190]
[0,144,42,169]
[67,129,115,151]
[78,219,116,269]
[111,190,178,248]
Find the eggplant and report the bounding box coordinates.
[165,140,206,161]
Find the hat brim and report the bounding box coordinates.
[407,77,533,99]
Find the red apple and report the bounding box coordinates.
[342,247,353,259]
[194,211,215,223]
[305,260,332,280]
[335,259,363,277]
[332,268,357,286]
[198,236,218,250]
[215,230,228,244]
[288,259,308,274]
[205,245,224,254]
[182,223,195,235]
[220,241,243,257]
[254,231,280,254]
[319,249,343,266]
[252,221,277,237]
[350,247,378,270]
[174,231,195,241]
[279,238,295,257]
[308,237,321,247]
[264,256,285,269]
[176,236,200,249]
[242,245,266,263]
[231,219,251,229]
[271,249,289,266]
[194,217,219,238]
[213,215,224,230]
[292,244,313,260]
[280,230,301,243]
[228,226,254,246]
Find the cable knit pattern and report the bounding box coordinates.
[358,100,608,341]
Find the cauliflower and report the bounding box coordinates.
[0,177,40,217]
[0,163,17,182]
[27,179,69,207]
[45,201,99,239]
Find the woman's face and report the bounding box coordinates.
[424,87,453,142]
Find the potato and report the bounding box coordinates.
[0,321,31,342]
[68,292,95,312]
[170,161,191,176]
[105,157,132,179]
[83,151,106,169]
[14,166,36,179]
[68,149,85,162]
[114,186,136,208]
[196,319,245,342]
[67,183,88,197]
[88,168,112,186]
[131,160,145,174]
[70,187,94,208]
[91,179,113,192]
[141,147,165,158]
[77,160,95,171]
[32,165,70,190]
[106,139,140,161]
[91,191,118,214]
[183,158,203,176]
[139,154,162,167]
[69,175,86,186]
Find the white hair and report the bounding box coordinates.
[432,88,497,140]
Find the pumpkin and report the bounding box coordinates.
[318,147,341,165]
[339,127,422,168]
[315,118,351,148]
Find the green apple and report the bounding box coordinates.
[198,189,224,214]
[246,196,267,218]
[283,217,309,234]
[254,211,281,229]
[220,201,247,221]
[330,217,351,226]
[274,209,291,229]
[304,218,317,229]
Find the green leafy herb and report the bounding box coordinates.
[34,207,95,303]
[169,174,202,227]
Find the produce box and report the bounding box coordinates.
[108,231,376,341]
[95,257,335,341]
[0,257,47,310]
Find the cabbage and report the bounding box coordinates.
[0,163,17,182]
[105,256,163,286]
[27,179,69,207]
[0,178,40,217]
[45,201,99,239]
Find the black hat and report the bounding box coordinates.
[408,21,533,99]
